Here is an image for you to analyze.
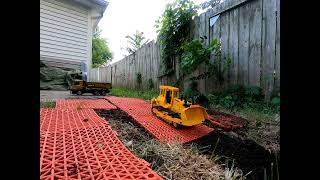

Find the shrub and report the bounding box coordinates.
[136,72,142,89]
[208,85,268,110]
[148,78,154,90]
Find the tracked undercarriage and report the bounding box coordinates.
[151,105,183,128]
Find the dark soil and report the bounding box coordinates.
[202,109,280,180]
[192,130,279,180]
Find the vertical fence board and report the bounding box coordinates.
[199,13,206,93]
[238,3,250,85]
[262,0,277,100]
[220,11,230,89]
[275,0,280,94]
[229,8,239,86]
[248,0,262,86]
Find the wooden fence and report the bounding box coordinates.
[89,0,280,99]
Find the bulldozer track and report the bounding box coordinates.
[151,106,182,128]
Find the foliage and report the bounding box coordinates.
[92,27,113,68]
[136,72,142,89]
[180,37,211,75]
[200,0,222,10]
[125,30,149,55]
[208,85,263,109]
[110,88,158,101]
[270,97,280,111]
[208,85,279,114]
[181,87,201,103]
[180,38,231,86]
[181,81,200,103]
[148,78,154,90]
[156,0,198,73]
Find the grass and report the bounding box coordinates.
[224,160,251,180]
[110,87,158,101]
[40,101,56,108]
[211,104,279,124]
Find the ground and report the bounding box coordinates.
[40,90,279,180]
[40,90,104,101]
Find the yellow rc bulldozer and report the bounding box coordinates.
[151,86,208,128]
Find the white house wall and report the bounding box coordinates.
[40,0,91,70]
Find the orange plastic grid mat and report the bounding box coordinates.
[55,99,117,110]
[104,96,214,144]
[207,114,247,131]
[40,108,162,180]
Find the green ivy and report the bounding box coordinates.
[136,72,142,89]
[180,38,231,86]
[156,0,198,73]
[207,85,281,113]
[181,81,201,102]
[148,78,154,90]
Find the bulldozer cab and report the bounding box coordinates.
[159,86,179,108]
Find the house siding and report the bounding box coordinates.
[40,0,90,70]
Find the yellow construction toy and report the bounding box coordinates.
[151,85,208,127]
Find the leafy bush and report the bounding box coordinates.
[181,88,201,103]
[270,97,280,111]
[125,30,149,55]
[181,81,199,102]
[156,0,198,73]
[180,38,212,75]
[244,85,264,102]
[148,78,154,90]
[136,72,142,89]
[92,27,113,67]
[180,38,231,87]
[180,81,209,108]
[208,85,267,110]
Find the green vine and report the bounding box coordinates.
[148,78,154,90]
[180,37,231,87]
[156,0,198,74]
[136,72,142,89]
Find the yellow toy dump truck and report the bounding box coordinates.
[69,79,112,96]
[151,85,208,127]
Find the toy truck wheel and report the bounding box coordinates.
[93,90,100,96]
[100,90,106,96]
